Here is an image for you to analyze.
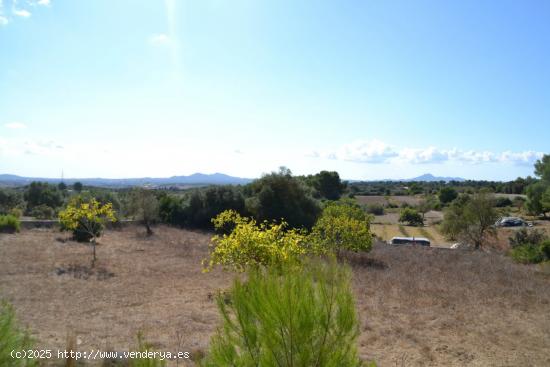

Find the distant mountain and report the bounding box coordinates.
[0,173,253,187]
[408,173,466,182]
[350,173,466,183]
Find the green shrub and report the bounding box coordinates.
[200,260,370,367]
[508,228,547,248]
[366,204,384,215]
[540,240,550,259]
[0,301,38,367]
[0,188,24,215]
[509,239,550,264]
[29,204,55,219]
[438,187,458,205]
[24,182,63,213]
[186,186,247,229]
[158,193,186,226]
[0,214,20,233]
[398,208,424,226]
[509,244,545,264]
[9,208,23,219]
[495,197,513,208]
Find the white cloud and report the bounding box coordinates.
[499,151,543,166]
[12,8,30,17]
[0,0,7,25]
[148,33,170,45]
[397,147,450,164]
[312,139,545,166]
[4,122,27,129]
[326,140,398,164]
[37,0,50,5]
[0,137,61,157]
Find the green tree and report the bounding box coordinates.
[246,167,320,229]
[526,181,550,217]
[313,171,346,200]
[0,188,23,215]
[127,188,159,235]
[526,154,550,217]
[534,154,550,182]
[310,200,372,255]
[441,191,498,249]
[438,187,458,205]
[399,208,424,226]
[24,182,63,212]
[73,182,83,192]
[200,260,368,367]
[185,186,246,229]
[417,195,437,220]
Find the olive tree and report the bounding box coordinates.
[127,188,159,235]
[441,191,498,249]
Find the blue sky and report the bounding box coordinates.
[0,0,548,180]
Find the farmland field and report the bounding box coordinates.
[356,195,422,207]
[1,226,549,366]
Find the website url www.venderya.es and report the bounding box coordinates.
[11,349,190,361]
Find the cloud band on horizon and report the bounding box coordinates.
[309,140,544,166]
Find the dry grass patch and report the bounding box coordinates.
[346,243,550,366]
[1,227,549,366]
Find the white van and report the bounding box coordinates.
[389,236,431,247]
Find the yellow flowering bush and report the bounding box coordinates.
[205,210,315,272]
[59,197,116,265]
[310,201,373,254]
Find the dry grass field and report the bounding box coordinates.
[356,195,422,207]
[1,226,550,366]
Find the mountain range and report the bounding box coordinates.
[0,173,253,187]
[0,172,466,187]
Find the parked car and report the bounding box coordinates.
[495,217,532,227]
[389,236,431,246]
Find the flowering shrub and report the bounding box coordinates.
[205,210,316,272]
[59,197,116,265]
[310,201,373,254]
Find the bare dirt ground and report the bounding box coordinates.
[1,226,550,366]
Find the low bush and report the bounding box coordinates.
[508,228,547,248]
[495,197,513,208]
[200,260,371,367]
[0,214,20,233]
[508,228,550,264]
[540,240,550,259]
[366,203,385,215]
[9,208,23,218]
[398,208,424,226]
[29,204,55,219]
[509,244,545,264]
[0,301,38,367]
